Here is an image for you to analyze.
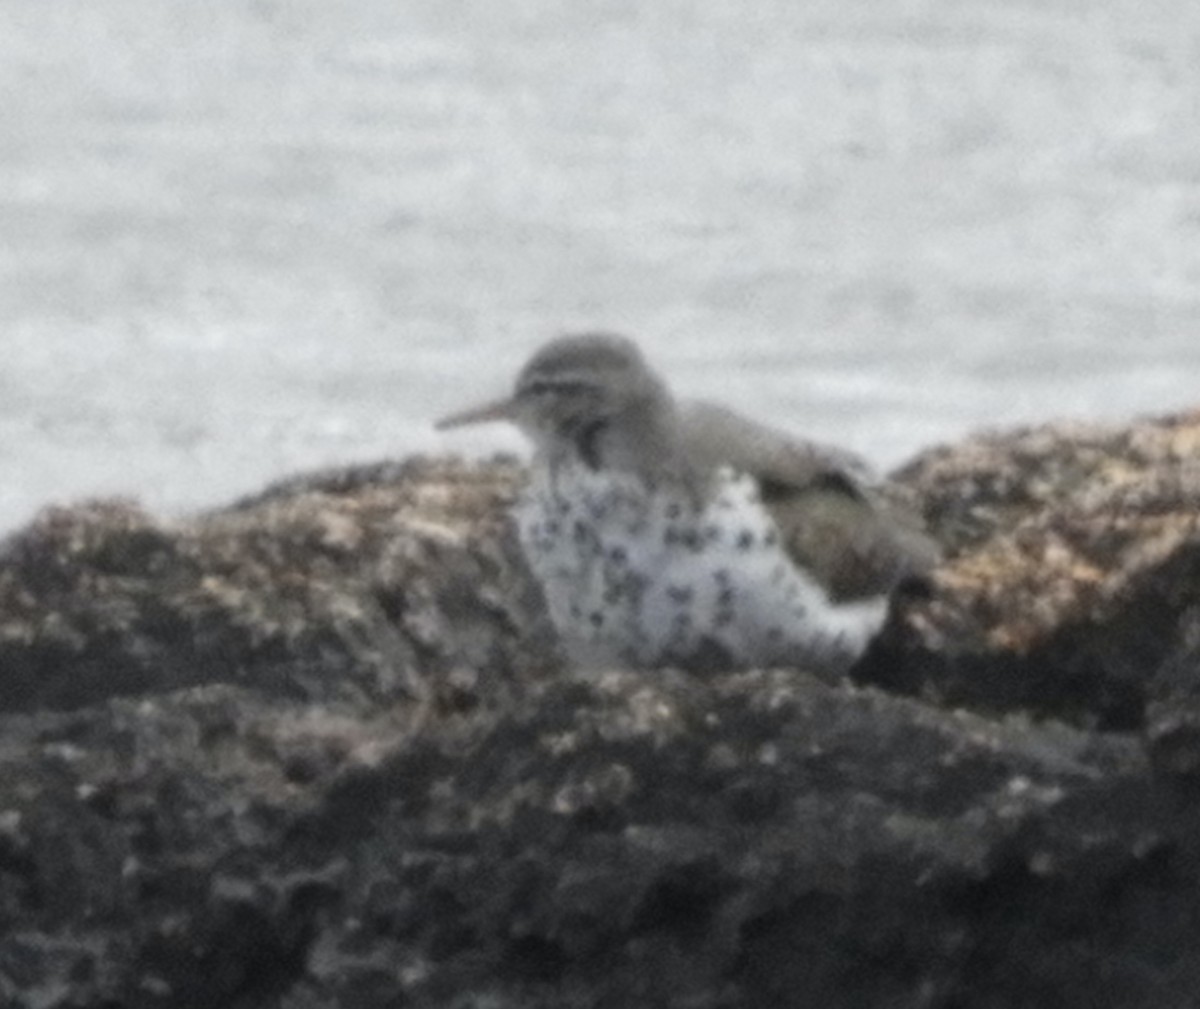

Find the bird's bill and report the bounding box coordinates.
[434,396,519,430]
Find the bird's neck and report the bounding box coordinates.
[547,392,702,494]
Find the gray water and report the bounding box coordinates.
[4,0,1200,533]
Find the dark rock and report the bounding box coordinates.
[0,418,1199,1007]
[0,459,552,714]
[872,409,1200,731]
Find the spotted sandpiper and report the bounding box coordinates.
[437,333,938,675]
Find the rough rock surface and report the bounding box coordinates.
[883,410,1200,757]
[3,416,1200,1008]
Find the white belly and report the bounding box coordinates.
[515,465,888,674]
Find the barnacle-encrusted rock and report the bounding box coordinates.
[0,458,552,713]
[2,417,1200,1008]
[871,410,1200,733]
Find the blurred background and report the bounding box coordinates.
[3,0,1199,532]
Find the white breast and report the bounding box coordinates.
[515,464,888,674]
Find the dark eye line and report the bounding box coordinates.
[521,378,596,397]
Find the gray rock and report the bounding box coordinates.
[2,417,1200,1007]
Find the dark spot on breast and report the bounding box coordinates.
[680,528,701,550]
[609,545,628,564]
[737,530,756,550]
[666,502,682,520]
[667,584,694,605]
[575,420,609,471]
[763,529,779,547]
[589,611,605,628]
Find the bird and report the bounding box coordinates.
[436,333,938,675]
